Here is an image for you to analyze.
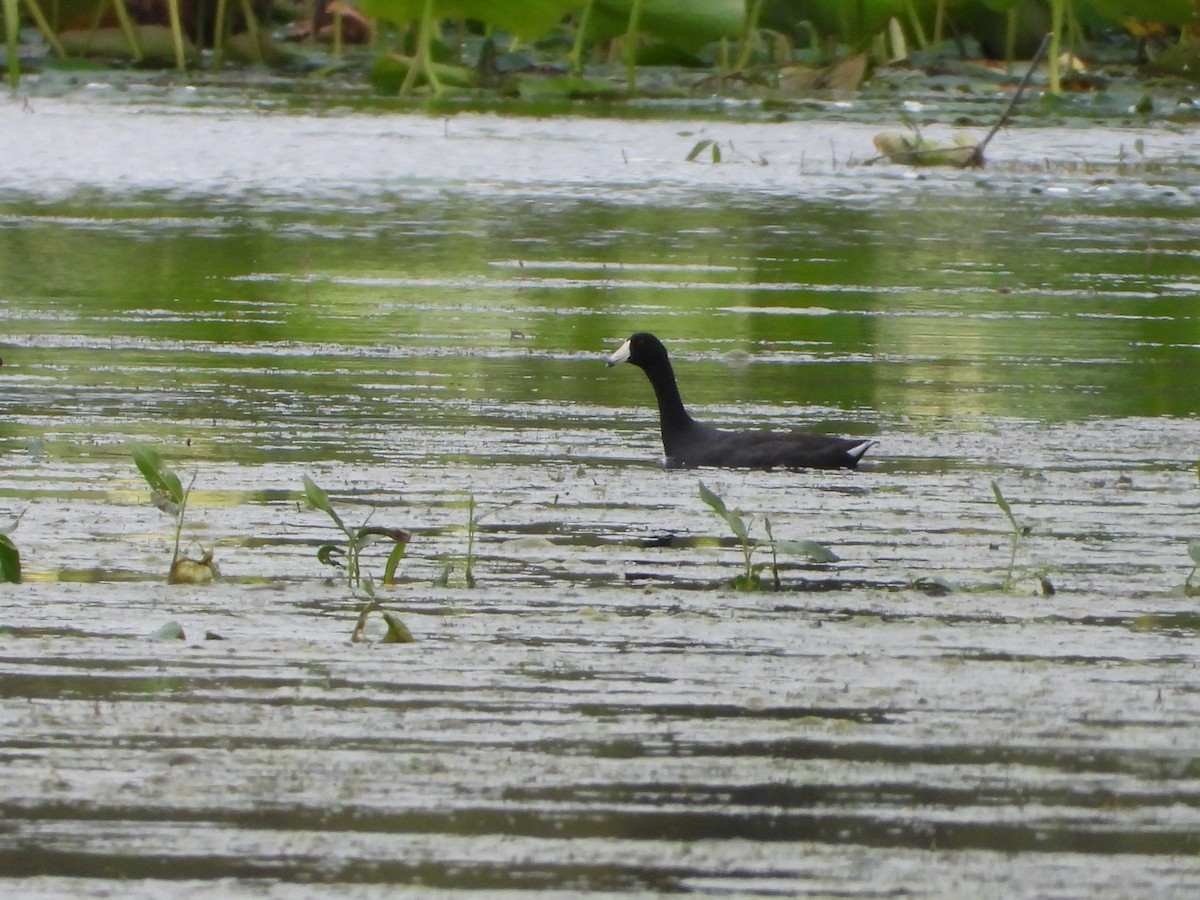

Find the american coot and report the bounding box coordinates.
[607,332,874,470]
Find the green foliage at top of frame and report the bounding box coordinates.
[356,0,583,41]
[769,0,907,44]
[1085,0,1198,28]
[586,0,743,52]
[358,0,742,55]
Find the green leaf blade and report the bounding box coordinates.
[0,534,20,583]
[383,539,409,585]
[991,480,1019,531]
[380,612,416,643]
[303,475,348,535]
[697,480,727,517]
[130,442,185,506]
[698,481,748,542]
[686,138,713,162]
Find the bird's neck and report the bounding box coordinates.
[645,360,694,442]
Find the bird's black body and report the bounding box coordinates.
[607,332,873,470]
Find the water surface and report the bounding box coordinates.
[2,90,1199,896]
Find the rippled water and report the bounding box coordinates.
[2,89,1200,896]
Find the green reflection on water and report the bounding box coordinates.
[1,190,1197,463]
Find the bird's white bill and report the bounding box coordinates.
[847,440,876,461]
[607,339,631,367]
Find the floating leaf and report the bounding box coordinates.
[0,534,20,584]
[131,443,185,507]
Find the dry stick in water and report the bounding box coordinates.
[966,32,1054,167]
[868,32,1053,168]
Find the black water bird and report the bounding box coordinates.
[606,333,873,470]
